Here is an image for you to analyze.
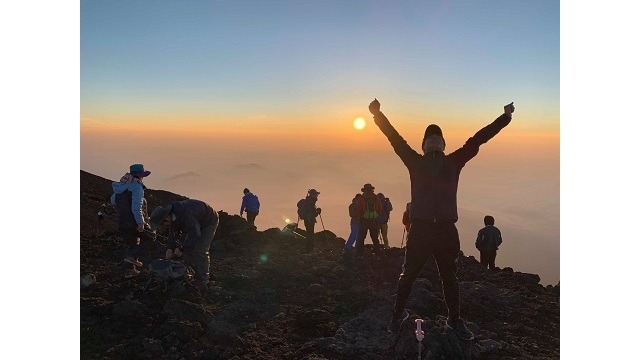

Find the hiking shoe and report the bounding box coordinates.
[124,268,140,278]
[124,257,143,267]
[446,317,474,340]
[387,309,410,333]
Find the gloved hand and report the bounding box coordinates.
[165,249,173,259]
[174,248,183,258]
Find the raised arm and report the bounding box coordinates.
[369,98,420,167]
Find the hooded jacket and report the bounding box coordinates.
[240,192,260,214]
[373,112,511,221]
[165,199,217,251]
[110,173,147,228]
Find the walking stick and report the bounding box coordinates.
[318,212,329,241]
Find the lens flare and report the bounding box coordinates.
[285,218,291,224]
[353,117,366,130]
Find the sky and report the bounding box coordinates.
[5,1,640,359]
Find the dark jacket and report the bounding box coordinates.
[110,174,148,229]
[301,197,319,222]
[166,199,217,250]
[475,225,503,252]
[377,197,393,223]
[373,112,511,221]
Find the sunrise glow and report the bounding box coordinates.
[353,117,366,130]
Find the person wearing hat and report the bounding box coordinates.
[369,98,515,340]
[299,189,321,254]
[240,188,260,227]
[110,163,154,278]
[149,199,219,291]
[354,183,384,259]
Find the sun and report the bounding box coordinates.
[353,117,366,130]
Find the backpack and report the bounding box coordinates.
[144,259,193,291]
[297,198,307,219]
[362,197,379,220]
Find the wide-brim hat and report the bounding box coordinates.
[361,183,375,192]
[149,204,172,231]
[130,163,151,178]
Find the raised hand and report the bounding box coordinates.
[369,98,381,115]
[504,102,515,115]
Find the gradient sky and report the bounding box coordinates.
[80,1,560,284]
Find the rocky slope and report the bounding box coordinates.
[80,170,560,359]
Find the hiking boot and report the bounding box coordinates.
[124,257,143,267]
[124,268,140,278]
[387,309,410,333]
[446,317,474,341]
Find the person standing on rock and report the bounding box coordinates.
[475,215,503,270]
[369,98,514,341]
[240,188,260,227]
[377,193,393,249]
[110,163,155,278]
[297,189,322,254]
[343,193,362,255]
[354,183,384,260]
[149,199,219,291]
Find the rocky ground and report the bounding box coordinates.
[80,170,560,359]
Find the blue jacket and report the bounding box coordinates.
[475,225,503,252]
[110,174,147,228]
[240,192,260,214]
[166,199,218,250]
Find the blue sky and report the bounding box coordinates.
[81,0,559,129]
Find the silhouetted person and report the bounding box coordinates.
[343,193,362,255]
[298,189,321,254]
[402,202,412,246]
[110,163,154,278]
[240,188,260,226]
[149,199,219,291]
[475,215,503,270]
[377,193,393,249]
[370,98,514,341]
[355,183,383,259]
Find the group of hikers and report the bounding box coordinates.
[108,99,514,340]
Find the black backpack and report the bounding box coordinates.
[297,198,307,219]
[362,197,379,220]
[144,259,194,291]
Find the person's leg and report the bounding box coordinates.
[355,219,367,256]
[480,251,488,269]
[392,220,432,315]
[185,219,218,283]
[247,211,257,225]
[380,222,389,248]
[304,219,315,253]
[121,227,139,269]
[433,223,461,320]
[369,221,381,255]
[344,222,358,250]
[488,250,497,269]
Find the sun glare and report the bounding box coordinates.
[353,117,366,130]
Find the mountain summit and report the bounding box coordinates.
[80,170,559,359]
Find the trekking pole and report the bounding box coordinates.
[415,319,425,360]
[318,213,328,241]
[401,227,406,248]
